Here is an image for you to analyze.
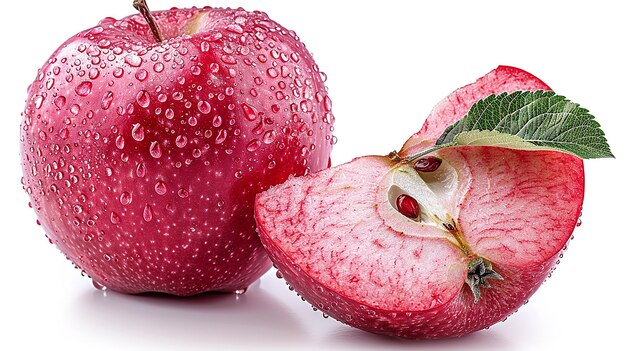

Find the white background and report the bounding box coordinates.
[1,0,624,350]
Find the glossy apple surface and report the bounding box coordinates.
[20,6,334,295]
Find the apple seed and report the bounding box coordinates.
[396,194,420,220]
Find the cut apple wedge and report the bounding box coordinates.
[254,66,588,338]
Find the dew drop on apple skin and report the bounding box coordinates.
[149,141,162,158]
[135,163,146,178]
[110,211,120,224]
[101,91,114,110]
[124,53,142,67]
[215,129,228,144]
[92,279,107,291]
[177,188,189,199]
[115,135,125,150]
[155,181,167,195]
[143,204,153,222]
[75,81,92,96]
[198,100,212,114]
[131,123,145,141]
[119,191,132,205]
[136,90,150,108]
[53,96,66,109]
[175,135,187,148]
[246,139,261,152]
[135,69,148,81]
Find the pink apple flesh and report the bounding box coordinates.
[254,66,584,338]
[20,6,334,295]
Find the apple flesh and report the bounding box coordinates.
[254,66,584,338]
[20,5,334,295]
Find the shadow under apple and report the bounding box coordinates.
[70,277,309,348]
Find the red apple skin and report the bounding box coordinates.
[20,7,334,295]
[255,66,584,338]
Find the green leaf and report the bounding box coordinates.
[436,91,614,159]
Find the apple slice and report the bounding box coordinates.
[254,66,586,338]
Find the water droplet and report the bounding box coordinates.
[241,103,257,121]
[162,109,174,120]
[113,67,124,78]
[217,199,225,208]
[215,129,227,144]
[110,211,120,224]
[115,135,125,149]
[143,204,153,222]
[155,181,167,195]
[233,288,247,295]
[38,130,47,140]
[153,62,164,72]
[276,271,283,279]
[119,191,132,205]
[234,170,243,179]
[54,96,66,109]
[188,116,197,126]
[70,104,81,115]
[136,163,146,177]
[191,65,201,75]
[219,54,236,64]
[227,24,244,34]
[177,188,189,198]
[135,69,148,81]
[89,68,100,79]
[175,135,188,148]
[136,90,150,108]
[323,95,332,111]
[198,100,211,114]
[92,279,107,290]
[73,204,83,214]
[263,130,276,144]
[266,67,278,78]
[75,81,93,96]
[131,123,145,141]
[60,128,69,140]
[124,53,142,67]
[576,218,582,227]
[149,141,162,158]
[212,115,222,127]
[200,41,210,52]
[246,139,261,152]
[101,91,114,109]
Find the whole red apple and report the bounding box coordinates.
[20,1,334,295]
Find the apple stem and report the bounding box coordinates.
[133,0,163,42]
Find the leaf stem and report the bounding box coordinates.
[402,143,455,163]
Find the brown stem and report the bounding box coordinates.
[133,0,163,42]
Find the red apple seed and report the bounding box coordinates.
[396,194,420,219]
[413,156,442,172]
